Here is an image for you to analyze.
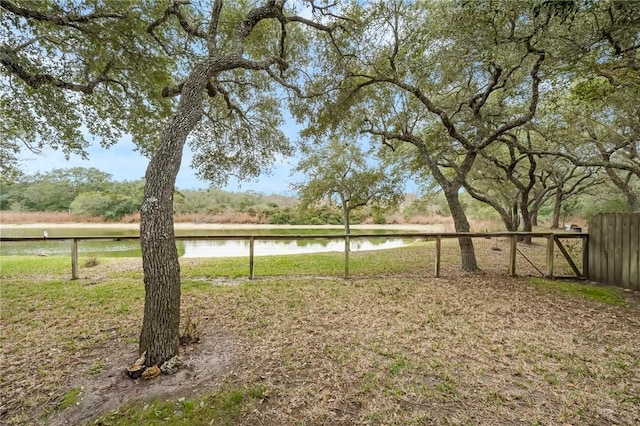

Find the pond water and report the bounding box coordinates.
[0,226,413,258]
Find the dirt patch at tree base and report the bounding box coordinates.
[47,331,238,426]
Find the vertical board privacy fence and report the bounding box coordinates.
[589,213,640,291]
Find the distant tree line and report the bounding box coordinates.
[0,167,143,220]
[2,165,633,226]
[0,166,375,224]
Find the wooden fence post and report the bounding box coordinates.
[582,235,589,280]
[344,235,350,279]
[546,233,555,278]
[509,235,517,277]
[434,235,441,277]
[71,238,79,280]
[249,236,255,280]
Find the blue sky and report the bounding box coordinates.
[18,130,420,196]
[17,103,418,195]
[19,133,303,195]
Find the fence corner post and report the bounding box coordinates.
[71,238,79,280]
[546,233,555,278]
[509,235,517,277]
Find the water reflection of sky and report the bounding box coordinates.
[0,238,409,258]
[0,241,142,257]
[181,239,408,258]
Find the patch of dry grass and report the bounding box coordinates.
[0,278,144,424]
[0,211,103,224]
[203,275,639,425]
[1,245,638,425]
[173,211,264,224]
[1,210,500,231]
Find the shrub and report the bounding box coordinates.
[84,256,100,267]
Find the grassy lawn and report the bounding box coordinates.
[1,244,639,425]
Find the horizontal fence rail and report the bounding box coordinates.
[0,231,588,281]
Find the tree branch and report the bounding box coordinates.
[207,0,223,53]
[1,0,126,29]
[147,0,207,40]
[350,74,474,149]
[480,44,546,149]
[214,83,246,119]
[233,1,282,55]
[0,49,115,94]
[161,82,185,97]
[468,63,503,119]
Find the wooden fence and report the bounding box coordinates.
[0,232,587,280]
[588,213,640,290]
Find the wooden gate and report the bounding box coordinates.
[588,213,640,290]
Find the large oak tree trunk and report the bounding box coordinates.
[495,203,517,232]
[342,203,351,253]
[418,148,479,272]
[341,197,351,235]
[443,189,478,271]
[551,189,562,229]
[139,64,209,366]
[519,201,533,244]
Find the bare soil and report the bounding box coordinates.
[46,332,237,426]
